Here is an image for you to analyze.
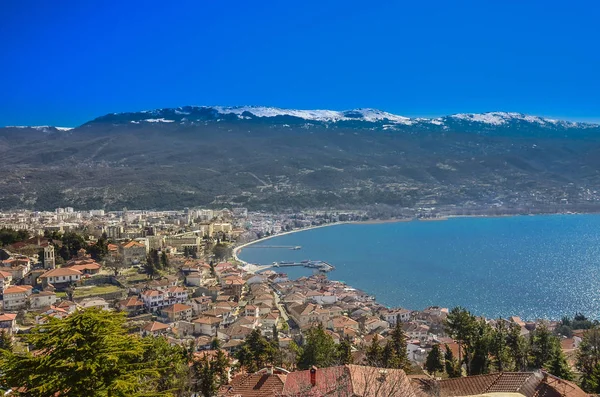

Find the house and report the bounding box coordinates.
[185,271,204,287]
[0,270,13,293]
[0,313,17,334]
[28,291,58,309]
[329,316,360,334]
[141,286,188,312]
[190,295,213,315]
[117,296,145,316]
[362,316,389,333]
[68,262,102,275]
[141,321,170,337]
[244,304,259,318]
[119,241,147,264]
[261,312,280,329]
[282,364,416,397]
[193,316,222,336]
[161,303,193,322]
[288,303,331,328]
[3,285,33,310]
[382,308,411,325]
[402,322,430,340]
[220,368,287,397]
[39,267,82,290]
[56,300,78,314]
[79,297,110,310]
[412,371,589,397]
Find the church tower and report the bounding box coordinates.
[44,245,56,269]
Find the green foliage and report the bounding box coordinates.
[444,344,461,378]
[0,308,186,396]
[445,307,478,375]
[0,330,12,352]
[577,327,600,392]
[386,319,411,370]
[56,231,86,260]
[88,236,109,261]
[529,324,557,369]
[161,251,169,268]
[365,335,384,367]
[212,243,232,261]
[337,337,354,365]
[0,228,30,246]
[235,329,276,373]
[297,324,338,370]
[425,344,444,374]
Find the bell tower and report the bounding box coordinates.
[44,245,56,269]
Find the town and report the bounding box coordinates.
[0,207,594,396]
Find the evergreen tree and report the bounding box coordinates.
[490,321,514,372]
[297,324,338,369]
[445,307,477,374]
[235,329,276,373]
[547,348,574,381]
[191,356,217,397]
[211,338,222,350]
[469,319,492,375]
[0,330,12,352]
[529,324,557,369]
[425,344,444,375]
[161,251,169,268]
[506,322,529,372]
[444,344,461,378]
[337,337,354,365]
[366,335,384,367]
[0,308,186,396]
[577,327,600,392]
[388,319,410,370]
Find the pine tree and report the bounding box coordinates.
[366,335,384,367]
[425,344,444,375]
[547,348,574,381]
[161,251,169,268]
[577,327,600,392]
[297,324,338,369]
[444,344,461,378]
[0,308,187,396]
[0,330,12,352]
[338,337,354,365]
[389,318,411,370]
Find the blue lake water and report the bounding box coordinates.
[238,215,600,320]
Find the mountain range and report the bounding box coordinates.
[2,106,600,213]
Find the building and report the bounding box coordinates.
[3,285,33,310]
[0,270,13,293]
[193,316,222,336]
[117,296,145,316]
[0,313,17,334]
[161,303,193,322]
[119,241,147,264]
[412,371,589,397]
[282,365,416,397]
[141,321,170,337]
[43,245,56,269]
[39,267,82,290]
[79,297,110,310]
[28,291,58,309]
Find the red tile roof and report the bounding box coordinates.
[221,372,286,397]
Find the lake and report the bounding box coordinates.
[237,215,600,320]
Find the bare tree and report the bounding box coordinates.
[104,251,126,276]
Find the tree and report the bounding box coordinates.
[161,251,169,269]
[547,348,573,381]
[386,319,410,370]
[144,252,159,279]
[297,324,338,369]
[469,319,492,375]
[444,344,461,378]
[191,356,217,397]
[337,337,354,365]
[529,324,557,369]
[489,321,513,372]
[88,236,109,261]
[212,243,232,261]
[0,330,12,352]
[506,322,528,372]
[425,344,444,375]
[445,307,478,374]
[235,329,276,373]
[0,308,186,396]
[105,252,125,277]
[365,335,384,367]
[577,328,600,392]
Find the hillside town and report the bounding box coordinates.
[0,207,594,396]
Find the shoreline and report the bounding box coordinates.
[234,211,595,266]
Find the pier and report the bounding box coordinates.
[243,245,302,250]
[272,260,335,272]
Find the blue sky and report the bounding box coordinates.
[1,0,599,127]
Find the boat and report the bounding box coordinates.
[290,246,302,250]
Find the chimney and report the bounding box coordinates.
[266,365,273,375]
[310,366,317,387]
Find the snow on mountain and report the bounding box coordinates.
[211,106,414,124]
[448,112,581,127]
[6,125,73,131]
